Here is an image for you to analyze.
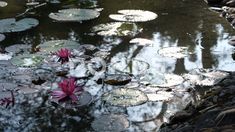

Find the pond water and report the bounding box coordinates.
[0,0,235,131]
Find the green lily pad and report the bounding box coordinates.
[49,8,100,22]
[104,74,132,85]
[0,1,7,7]
[102,88,148,107]
[109,9,157,22]
[38,40,79,53]
[92,114,129,132]
[11,54,44,67]
[158,46,189,59]
[129,38,154,46]
[0,18,39,33]
[5,44,31,54]
[92,22,142,36]
[0,33,5,42]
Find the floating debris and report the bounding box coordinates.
[129,38,154,46]
[109,9,157,22]
[11,54,44,67]
[92,114,129,132]
[0,18,39,33]
[0,1,7,7]
[158,46,189,59]
[104,74,132,85]
[127,101,163,122]
[102,88,148,107]
[49,8,100,22]
[38,40,79,53]
[92,22,142,36]
[183,69,229,86]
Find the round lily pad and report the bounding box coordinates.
[104,74,131,85]
[109,9,157,22]
[5,44,31,54]
[38,40,79,53]
[127,101,163,122]
[158,46,189,59]
[91,114,129,132]
[0,18,39,33]
[0,1,7,7]
[11,54,44,67]
[49,8,100,22]
[183,69,229,86]
[102,88,148,107]
[0,34,5,42]
[129,38,154,46]
[156,74,184,87]
[92,22,142,36]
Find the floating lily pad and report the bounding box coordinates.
[38,40,79,53]
[0,82,18,91]
[5,44,31,54]
[11,54,44,67]
[109,9,157,22]
[49,8,100,22]
[102,88,148,107]
[0,18,39,33]
[127,101,163,122]
[0,53,12,60]
[92,22,142,36]
[91,114,129,132]
[129,38,154,46]
[111,59,149,76]
[147,91,174,101]
[0,34,5,42]
[157,74,184,87]
[104,74,131,85]
[183,69,229,86]
[52,91,92,108]
[0,1,7,7]
[158,47,189,59]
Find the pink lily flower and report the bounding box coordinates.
[56,48,71,64]
[51,78,83,103]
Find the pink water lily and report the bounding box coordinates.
[51,78,83,103]
[56,48,71,64]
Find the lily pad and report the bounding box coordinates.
[129,38,154,46]
[109,9,157,22]
[5,44,31,54]
[11,54,44,67]
[157,74,184,87]
[0,1,7,7]
[92,22,142,36]
[38,40,79,53]
[49,8,100,22]
[183,69,229,86]
[0,18,39,33]
[147,91,174,101]
[127,101,163,122]
[91,114,129,132]
[0,33,5,42]
[158,47,189,59]
[0,53,12,60]
[104,74,131,85]
[102,88,148,107]
[0,82,18,91]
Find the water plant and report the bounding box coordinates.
[56,48,71,64]
[51,78,83,103]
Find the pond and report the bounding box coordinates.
[0,0,235,131]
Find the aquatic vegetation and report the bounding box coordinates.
[56,48,71,64]
[129,38,154,46]
[92,22,142,36]
[11,54,44,67]
[0,33,5,42]
[158,46,189,59]
[0,53,12,60]
[104,74,132,85]
[102,88,148,107]
[0,18,39,33]
[5,44,31,55]
[109,9,157,22]
[0,1,7,7]
[38,40,79,53]
[49,8,100,22]
[91,114,129,131]
[0,91,14,108]
[51,78,83,103]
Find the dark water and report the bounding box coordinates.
[0,0,235,131]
